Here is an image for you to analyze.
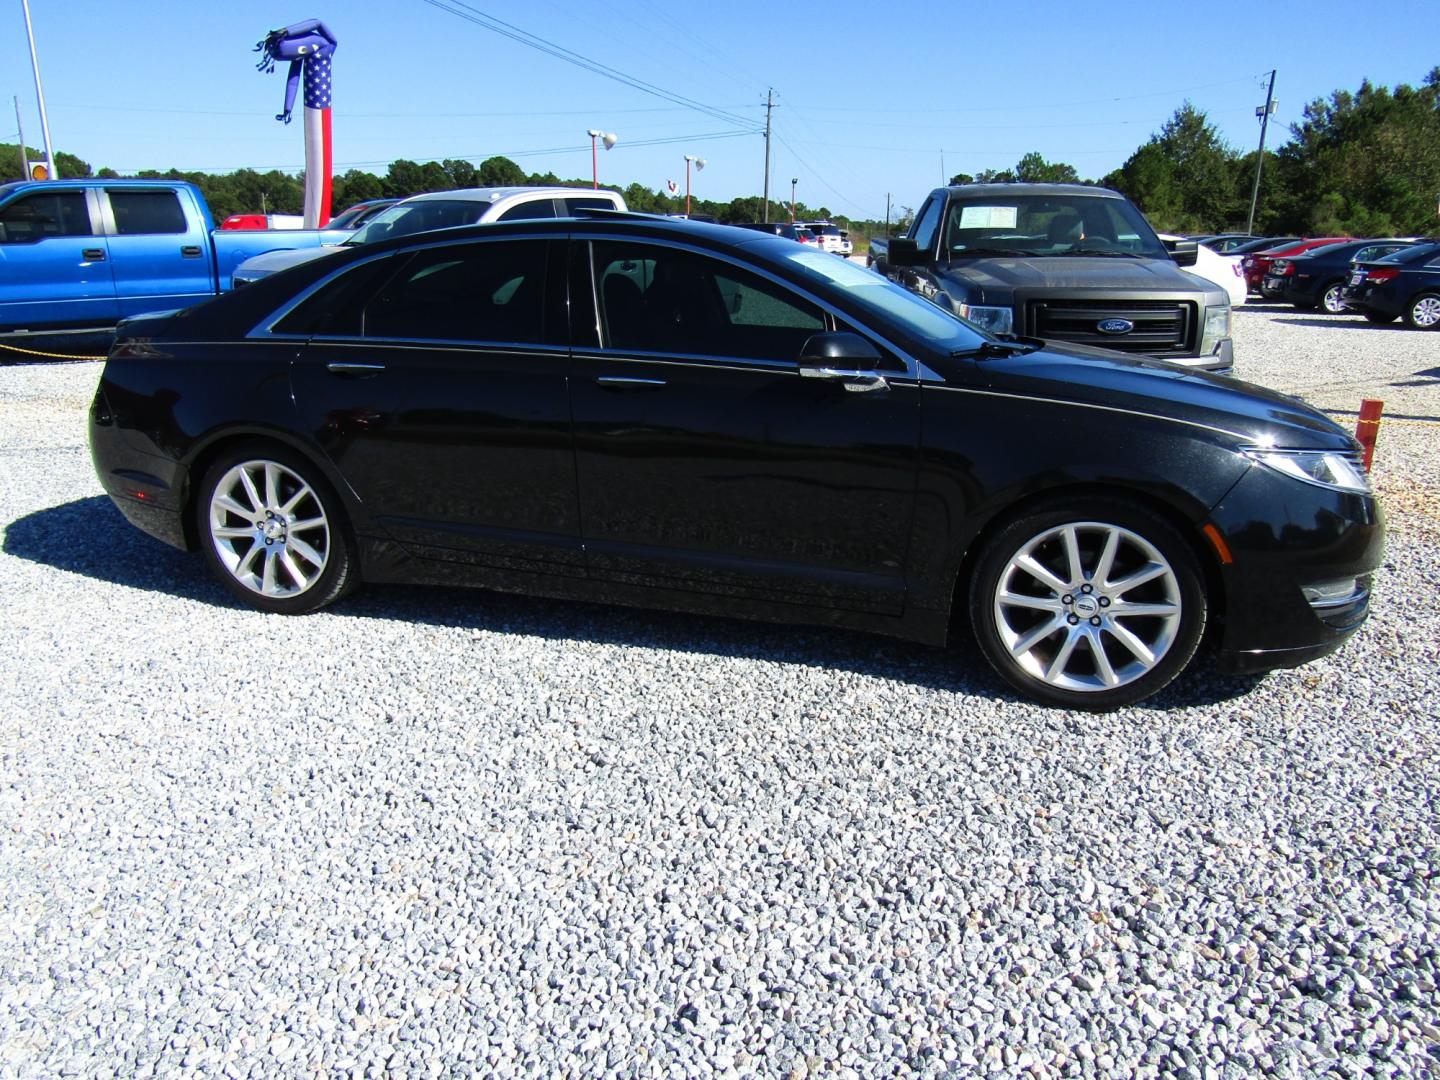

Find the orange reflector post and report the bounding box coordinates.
[1202,523,1234,565]
[1356,398,1384,472]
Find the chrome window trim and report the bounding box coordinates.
[300,338,569,358]
[922,383,1248,441]
[248,231,560,340]
[570,349,797,376]
[582,232,925,382]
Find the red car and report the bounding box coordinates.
[1243,238,1351,296]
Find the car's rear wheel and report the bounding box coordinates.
[1364,311,1398,324]
[1404,293,1440,330]
[969,497,1207,710]
[195,445,357,614]
[1319,281,1348,314]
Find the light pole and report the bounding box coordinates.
[790,178,798,224]
[684,154,705,217]
[586,129,617,190]
[20,0,57,180]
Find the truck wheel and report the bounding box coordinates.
[195,444,358,614]
[1404,293,1440,330]
[1319,281,1348,314]
[969,496,1206,711]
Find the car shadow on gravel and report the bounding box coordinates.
[1273,317,1410,331]
[5,496,1265,712]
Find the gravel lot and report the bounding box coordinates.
[1,308,1437,1078]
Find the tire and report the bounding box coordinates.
[194,443,358,614]
[1364,311,1398,324]
[1404,293,1440,330]
[1319,281,1348,314]
[968,496,1207,711]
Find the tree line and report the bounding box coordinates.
[4,67,1436,240]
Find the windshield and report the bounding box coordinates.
[345,199,488,246]
[782,250,987,352]
[325,204,375,231]
[941,193,1168,259]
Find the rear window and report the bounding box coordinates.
[109,190,189,235]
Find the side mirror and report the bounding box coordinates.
[798,331,882,366]
[1168,239,1199,267]
[886,238,923,267]
[797,332,888,393]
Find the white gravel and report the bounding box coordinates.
[1,309,1437,1077]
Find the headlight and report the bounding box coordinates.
[1200,304,1231,354]
[955,303,1014,335]
[1243,446,1370,494]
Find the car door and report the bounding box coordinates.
[568,238,920,614]
[99,187,217,316]
[284,235,581,575]
[0,187,117,332]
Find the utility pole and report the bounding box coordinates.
[762,88,774,223]
[885,193,891,238]
[21,0,58,180]
[14,97,28,179]
[1246,69,1277,236]
[940,149,945,186]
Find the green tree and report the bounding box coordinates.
[1111,103,1240,232]
[477,155,526,188]
[1013,152,1080,184]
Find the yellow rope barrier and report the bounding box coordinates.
[0,340,107,361]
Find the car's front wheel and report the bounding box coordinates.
[195,444,357,614]
[969,497,1207,710]
[1405,293,1440,330]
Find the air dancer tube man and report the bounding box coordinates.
[255,19,338,228]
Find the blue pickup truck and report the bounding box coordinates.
[0,179,326,336]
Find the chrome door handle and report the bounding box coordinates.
[596,375,666,389]
[325,361,386,377]
[799,366,890,393]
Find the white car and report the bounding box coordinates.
[231,187,627,286]
[798,221,852,256]
[1159,233,1246,307]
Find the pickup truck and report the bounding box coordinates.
[0,179,327,336]
[869,183,1233,372]
[230,186,628,286]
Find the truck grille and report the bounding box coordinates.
[1026,299,1196,357]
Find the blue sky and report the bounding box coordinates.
[4,1,1434,221]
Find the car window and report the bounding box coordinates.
[562,197,616,215]
[909,198,944,255]
[109,190,189,235]
[271,257,398,337]
[0,191,93,243]
[496,199,558,222]
[347,200,488,246]
[592,241,824,361]
[360,240,550,344]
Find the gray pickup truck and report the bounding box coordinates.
[869,183,1233,372]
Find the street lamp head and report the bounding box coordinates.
[601,132,618,150]
[587,128,603,138]
[791,177,798,185]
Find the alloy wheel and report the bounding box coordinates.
[991,521,1183,693]
[1411,296,1440,329]
[207,459,331,598]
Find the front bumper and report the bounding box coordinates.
[1207,464,1384,674]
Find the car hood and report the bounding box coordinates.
[942,255,1218,294]
[234,245,339,279]
[967,341,1353,450]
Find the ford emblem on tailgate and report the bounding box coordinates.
[1097,318,1134,335]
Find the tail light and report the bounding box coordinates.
[1366,268,1400,283]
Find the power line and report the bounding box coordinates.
[417,0,761,132]
[47,101,756,120]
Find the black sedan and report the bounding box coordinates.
[1265,239,1416,313]
[89,215,1384,710]
[1340,242,1440,328]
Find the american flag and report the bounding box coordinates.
[303,53,333,110]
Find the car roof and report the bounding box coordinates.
[943,183,1125,200]
[396,186,619,206]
